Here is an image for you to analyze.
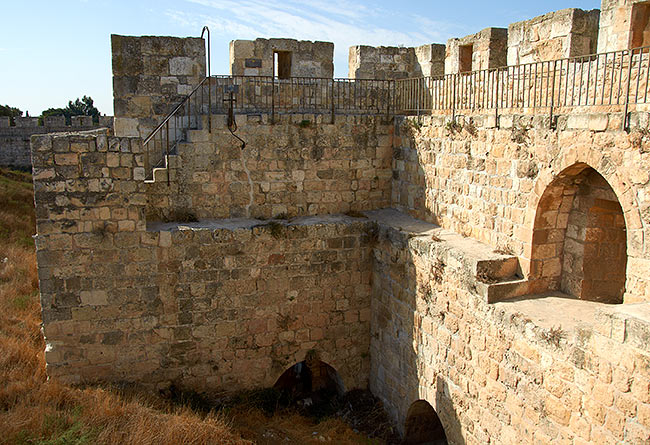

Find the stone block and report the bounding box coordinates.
[80,290,108,306]
[72,115,93,127]
[113,118,139,137]
[588,113,609,132]
[16,117,39,127]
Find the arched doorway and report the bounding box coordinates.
[403,400,448,444]
[530,163,627,303]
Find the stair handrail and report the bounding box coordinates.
[201,26,211,132]
[143,76,208,146]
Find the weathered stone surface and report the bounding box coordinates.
[0,119,112,169]
[349,44,445,79]
[230,38,333,78]
[508,8,600,65]
[445,27,508,74]
[598,0,650,53]
[111,34,205,139]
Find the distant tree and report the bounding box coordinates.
[41,96,101,124]
[0,105,22,125]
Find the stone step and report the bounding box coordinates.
[152,167,169,183]
[476,278,530,303]
[475,256,520,282]
[145,154,178,183]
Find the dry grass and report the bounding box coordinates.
[0,169,246,445]
[228,407,375,444]
[0,169,381,445]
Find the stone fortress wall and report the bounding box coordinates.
[0,115,113,169]
[32,0,650,443]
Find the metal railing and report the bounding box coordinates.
[142,76,392,180]
[142,77,209,181]
[395,46,650,118]
[208,76,393,117]
[142,45,650,181]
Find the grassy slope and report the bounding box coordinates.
[0,169,375,445]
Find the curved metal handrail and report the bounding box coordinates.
[201,26,211,132]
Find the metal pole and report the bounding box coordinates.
[452,73,457,123]
[550,60,557,129]
[623,49,634,131]
[330,79,335,124]
[495,69,499,128]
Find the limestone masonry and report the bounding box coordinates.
[32,0,650,443]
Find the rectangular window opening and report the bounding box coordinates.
[630,2,650,49]
[274,50,292,79]
[459,44,473,73]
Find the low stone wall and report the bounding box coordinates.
[32,130,372,391]
[145,114,394,221]
[370,213,650,443]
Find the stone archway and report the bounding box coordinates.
[528,163,627,303]
[274,351,345,402]
[403,400,448,445]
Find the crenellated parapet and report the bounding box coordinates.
[0,116,113,169]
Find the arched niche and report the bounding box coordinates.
[529,163,627,303]
[403,399,448,444]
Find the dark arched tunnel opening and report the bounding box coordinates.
[403,400,448,445]
[274,353,345,415]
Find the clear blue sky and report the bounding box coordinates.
[1,0,601,116]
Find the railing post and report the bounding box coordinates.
[165,121,170,186]
[623,48,634,132]
[550,59,557,130]
[495,69,500,128]
[386,80,392,119]
[331,79,335,124]
[271,75,276,125]
[452,74,457,123]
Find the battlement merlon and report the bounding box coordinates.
[111,34,205,139]
[598,0,650,53]
[229,38,334,78]
[508,8,600,66]
[348,44,445,80]
[0,116,113,129]
[445,27,508,74]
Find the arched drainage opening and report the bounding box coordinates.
[273,354,400,441]
[403,400,448,445]
[274,355,345,412]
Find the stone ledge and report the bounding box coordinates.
[365,208,521,302]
